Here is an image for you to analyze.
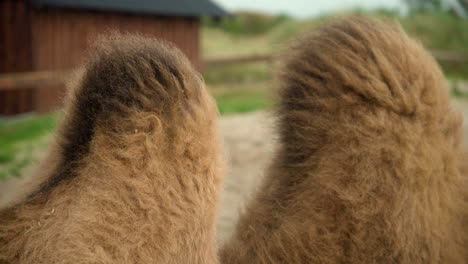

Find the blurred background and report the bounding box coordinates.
[0,0,467,242]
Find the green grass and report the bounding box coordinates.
[204,62,271,85]
[2,10,467,180]
[203,10,468,78]
[0,83,273,180]
[0,114,57,149]
[211,81,273,114]
[0,114,58,179]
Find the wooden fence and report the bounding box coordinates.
[0,55,275,91]
[0,51,467,115]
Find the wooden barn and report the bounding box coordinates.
[0,0,227,115]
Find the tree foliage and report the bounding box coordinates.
[405,0,442,11]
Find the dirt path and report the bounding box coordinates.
[217,111,277,244]
[5,102,468,245]
[217,101,468,244]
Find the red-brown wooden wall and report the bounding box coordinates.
[0,0,201,115]
[0,0,35,115]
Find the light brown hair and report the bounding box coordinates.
[221,17,468,263]
[1,17,467,263]
[0,34,222,263]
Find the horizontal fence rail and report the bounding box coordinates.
[430,50,468,62]
[0,70,72,91]
[0,50,466,90]
[202,54,274,69]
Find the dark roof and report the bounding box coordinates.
[29,0,229,18]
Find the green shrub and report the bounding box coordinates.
[203,11,291,35]
[399,11,468,78]
[203,62,271,85]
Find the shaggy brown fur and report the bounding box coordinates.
[1,17,467,264]
[220,17,468,263]
[0,35,222,263]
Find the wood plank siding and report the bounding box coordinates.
[0,0,35,115]
[0,0,201,115]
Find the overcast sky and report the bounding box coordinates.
[212,0,406,18]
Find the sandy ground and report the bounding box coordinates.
[216,99,468,244]
[217,111,277,244]
[4,100,468,245]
